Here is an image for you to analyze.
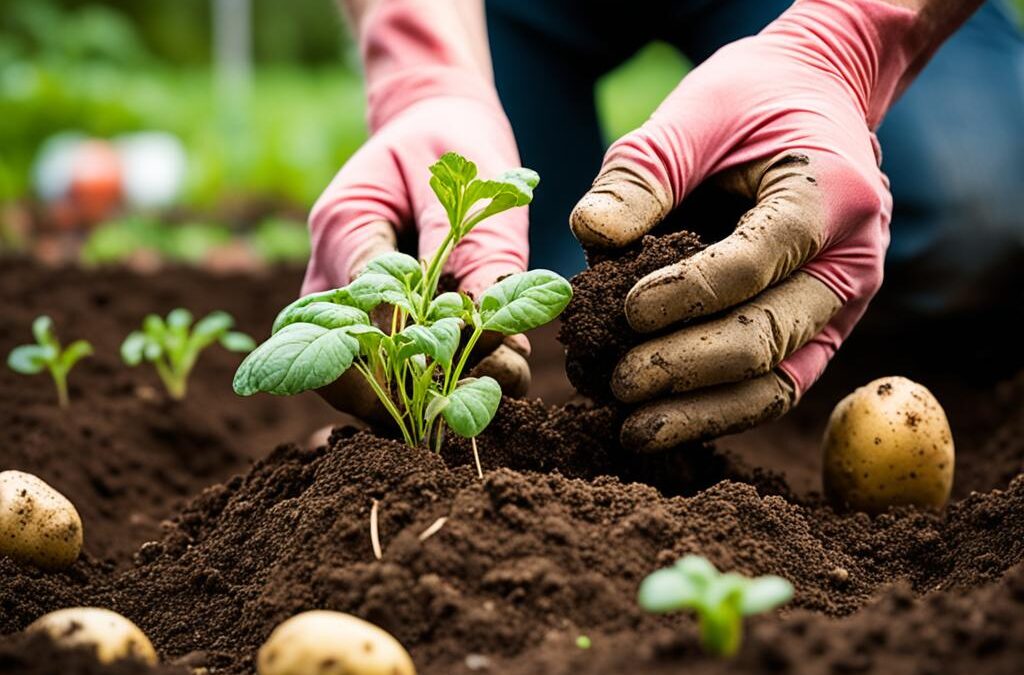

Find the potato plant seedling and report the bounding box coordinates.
[7,316,93,408]
[121,309,255,400]
[234,152,573,449]
[638,555,793,657]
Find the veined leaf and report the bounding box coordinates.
[396,317,461,366]
[362,252,423,287]
[274,302,369,332]
[427,292,467,321]
[233,322,359,396]
[346,273,411,313]
[442,376,501,438]
[343,324,388,354]
[272,288,353,334]
[479,269,572,334]
[424,394,449,428]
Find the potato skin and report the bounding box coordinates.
[258,610,416,675]
[0,470,83,569]
[27,607,158,665]
[823,376,954,514]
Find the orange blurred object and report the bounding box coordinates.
[68,141,123,226]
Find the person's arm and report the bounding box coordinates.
[570,0,984,451]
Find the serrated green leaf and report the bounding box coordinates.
[362,252,423,287]
[441,376,501,438]
[220,331,256,353]
[8,344,51,374]
[274,302,369,332]
[637,568,698,613]
[121,331,148,365]
[59,340,93,371]
[739,576,793,615]
[233,323,360,396]
[427,292,466,321]
[396,317,461,366]
[479,269,572,334]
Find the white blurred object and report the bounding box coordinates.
[32,132,87,202]
[114,132,188,209]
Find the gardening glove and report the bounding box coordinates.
[303,0,531,416]
[571,0,950,452]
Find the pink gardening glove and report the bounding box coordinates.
[570,0,927,451]
[302,0,532,418]
[302,0,527,300]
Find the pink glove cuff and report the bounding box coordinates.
[360,0,503,131]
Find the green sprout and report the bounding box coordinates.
[638,555,793,657]
[7,316,92,408]
[121,309,255,400]
[233,152,573,450]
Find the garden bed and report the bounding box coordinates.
[1,255,1022,674]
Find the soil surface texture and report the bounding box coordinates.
[1,259,1022,675]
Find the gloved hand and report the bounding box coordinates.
[304,0,530,417]
[570,0,929,451]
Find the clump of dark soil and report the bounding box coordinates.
[0,260,337,564]
[558,232,703,401]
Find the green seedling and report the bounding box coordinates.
[122,309,255,400]
[234,152,572,450]
[7,316,92,408]
[638,555,793,657]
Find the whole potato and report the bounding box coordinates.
[27,607,158,665]
[823,376,954,514]
[258,610,415,675]
[0,470,83,569]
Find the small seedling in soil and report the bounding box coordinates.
[234,152,572,450]
[7,315,92,408]
[638,555,793,657]
[121,309,255,400]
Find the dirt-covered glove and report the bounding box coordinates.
[303,0,531,415]
[571,0,942,451]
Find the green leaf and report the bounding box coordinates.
[220,332,256,353]
[346,273,411,313]
[638,568,699,613]
[424,394,449,428]
[739,576,793,615]
[8,344,51,374]
[167,308,193,331]
[342,324,388,354]
[143,341,163,361]
[233,323,360,396]
[429,152,478,225]
[32,315,55,347]
[59,340,93,371]
[271,288,352,334]
[143,314,167,340]
[121,331,148,366]
[274,302,370,332]
[461,168,540,232]
[676,555,719,589]
[396,317,461,366]
[441,376,501,438]
[427,292,468,321]
[479,269,572,334]
[193,311,234,340]
[362,252,423,287]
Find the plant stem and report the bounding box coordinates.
[447,324,483,394]
[355,361,415,447]
[700,608,742,657]
[154,359,187,400]
[51,367,69,408]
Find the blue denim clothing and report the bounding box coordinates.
[487,0,1024,320]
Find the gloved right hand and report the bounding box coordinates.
[302,0,532,420]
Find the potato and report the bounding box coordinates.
[27,607,158,665]
[258,610,415,675]
[0,470,83,569]
[823,376,954,514]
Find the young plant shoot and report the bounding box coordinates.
[7,316,93,408]
[638,555,793,657]
[234,152,572,450]
[122,309,255,400]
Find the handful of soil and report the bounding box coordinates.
[558,231,704,402]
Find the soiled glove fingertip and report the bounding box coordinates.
[569,193,628,248]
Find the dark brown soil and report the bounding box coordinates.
[558,231,703,402]
[0,260,337,564]
[0,632,184,675]
[1,260,1023,675]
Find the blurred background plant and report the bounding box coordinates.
[1,0,1020,265]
